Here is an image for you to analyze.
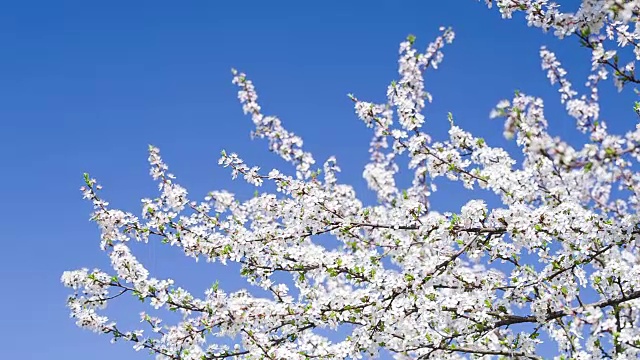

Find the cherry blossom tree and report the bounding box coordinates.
[62,1,640,359]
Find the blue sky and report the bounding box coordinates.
[2,0,635,359]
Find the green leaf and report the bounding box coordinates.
[605,147,616,157]
[584,161,593,172]
[222,244,233,255]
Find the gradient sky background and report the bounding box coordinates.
[2,0,638,359]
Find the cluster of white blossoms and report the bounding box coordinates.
[62,1,640,359]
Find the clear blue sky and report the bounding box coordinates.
[2,0,634,359]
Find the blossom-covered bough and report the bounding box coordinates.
[62,1,640,359]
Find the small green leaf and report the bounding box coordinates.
[605,147,616,157]
[584,161,593,172]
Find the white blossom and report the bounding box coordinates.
[62,2,640,359]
